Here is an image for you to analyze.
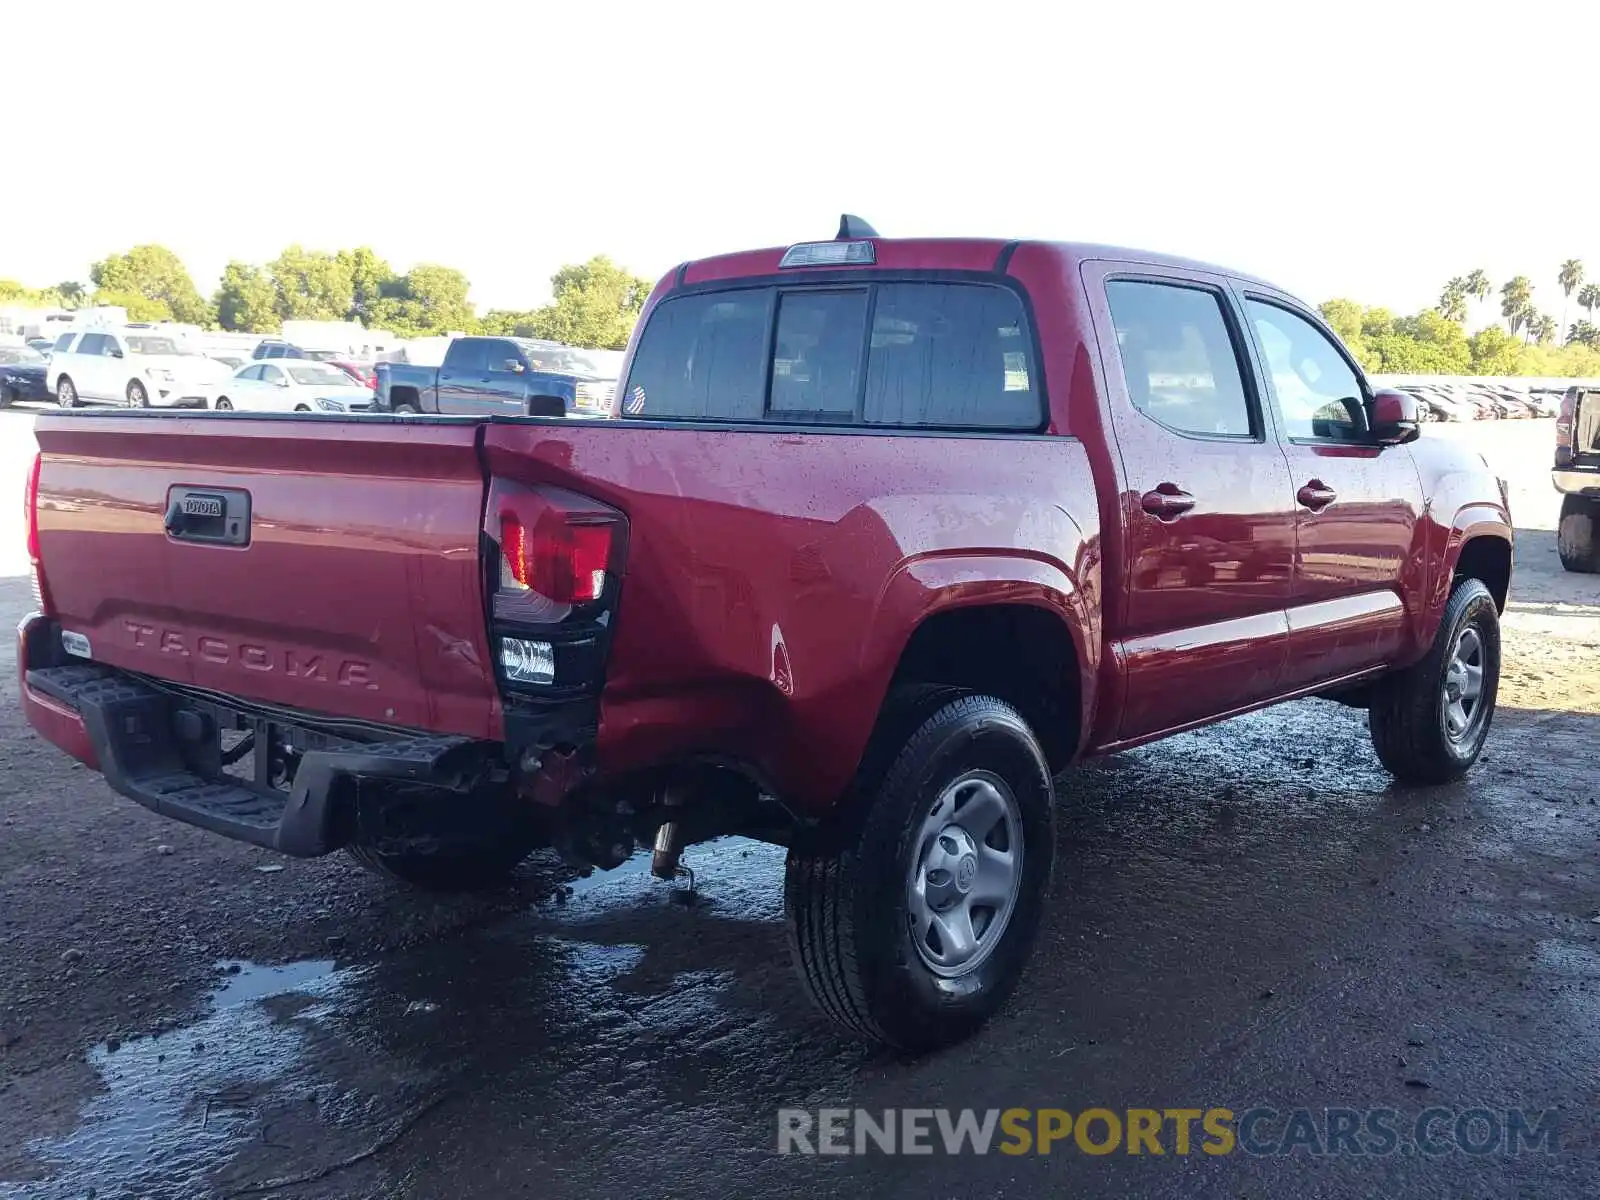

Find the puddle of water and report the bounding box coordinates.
[211,958,337,1008]
[0,960,362,1200]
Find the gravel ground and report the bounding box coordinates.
[0,409,1596,1199]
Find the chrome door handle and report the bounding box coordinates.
[1297,480,1337,510]
[1140,484,1196,519]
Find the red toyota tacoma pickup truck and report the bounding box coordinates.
[19,220,1513,1052]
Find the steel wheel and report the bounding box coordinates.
[1443,625,1486,744]
[906,770,1023,978]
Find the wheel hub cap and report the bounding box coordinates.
[1443,625,1486,742]
[907,771,1024,978]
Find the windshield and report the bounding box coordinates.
[286,364,355,387]
[513,341,624,379]
[125,337,180,355]
[301,349,343,362]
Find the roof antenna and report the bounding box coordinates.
[837,214,879,240]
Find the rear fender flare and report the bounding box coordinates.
[862,552,1099,757]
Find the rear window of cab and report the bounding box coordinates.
[622,282,1041,430]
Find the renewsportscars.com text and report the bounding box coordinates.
[777,1106,1561,1157]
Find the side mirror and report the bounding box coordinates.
[108,348,124,359]
[1367,388,1421,446]
[506,360,526,374]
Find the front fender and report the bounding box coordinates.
[1411,501,1513,659]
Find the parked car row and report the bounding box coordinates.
[1392,380,1561,422]
[4,328,624,422]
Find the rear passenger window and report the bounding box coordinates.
[625,289,771,420]
[1104,281,1254,438]
[864,284,1037,428]
[770,290,867,418]
[623,282,1040,429]
[445,339,490,375]
[77,334,106,356]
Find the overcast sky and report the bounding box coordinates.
[6,0,1597,321]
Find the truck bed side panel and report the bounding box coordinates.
[482,422,1100,807]
[33,415,500,739]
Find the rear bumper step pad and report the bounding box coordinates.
[26,664,472,856]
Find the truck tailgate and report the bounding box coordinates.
[32,414,500,739]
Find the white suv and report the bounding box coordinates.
[47,329,230,409]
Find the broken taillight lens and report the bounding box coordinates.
[500,513,614,605]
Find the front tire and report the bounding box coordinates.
[0,384,15,409]
[126,380,149,408]
[1558,495,1600,573]
[215,397,234,411]
[1368,578,1500,784]
[785,693,1055,1052]
[392,403,418,415]
[56,376,78,408]
[294,403,311,412]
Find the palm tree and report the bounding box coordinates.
[1533,313,1558,345]
[1439,278,1468,322]
[1464,269,1492,303]
[1559,259,1585,342]
[1500,276,1533,336]
[1580,282,1600,323]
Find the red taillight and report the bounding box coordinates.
[500,512,616,605]
[1556,390,1578,465]
[24,449,51,614]
[24,450,41,563]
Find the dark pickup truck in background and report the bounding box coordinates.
[371,336,620,418]
[1555,385,1600,571]
[19,225,1513,1053]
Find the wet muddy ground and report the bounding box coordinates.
[1,414,1597,1197]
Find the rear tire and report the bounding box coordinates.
[293,403,311,412]
[1368,578,1500,784]
[785,693,1056,1052]
[215,397,233,411]
[392,403,418,415]
[0,384,15,409]
[56,376,78,408]
[1558,495,1600,573]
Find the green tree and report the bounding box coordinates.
[267,245,356,322]
[1567,320,1600,348]
[86,290,175,322]
[366,264,476,337]
[55,281,86,309]
[478,308,542,337]
[1438,277,1468,323]
[89,245,212,325]
[1499,276,1533,336]
[1469,326,1525,374]
[213,261,281,332]
[527,255,653,349]
[1579,282,1600,324]
[335,247,394,323]
[1531,312,1559,345]
[1559,259,1585,340]
[1463,269,1491,303]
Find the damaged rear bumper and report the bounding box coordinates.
[18,613,483,856]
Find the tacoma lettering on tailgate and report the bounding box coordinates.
[122,621,380,690]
